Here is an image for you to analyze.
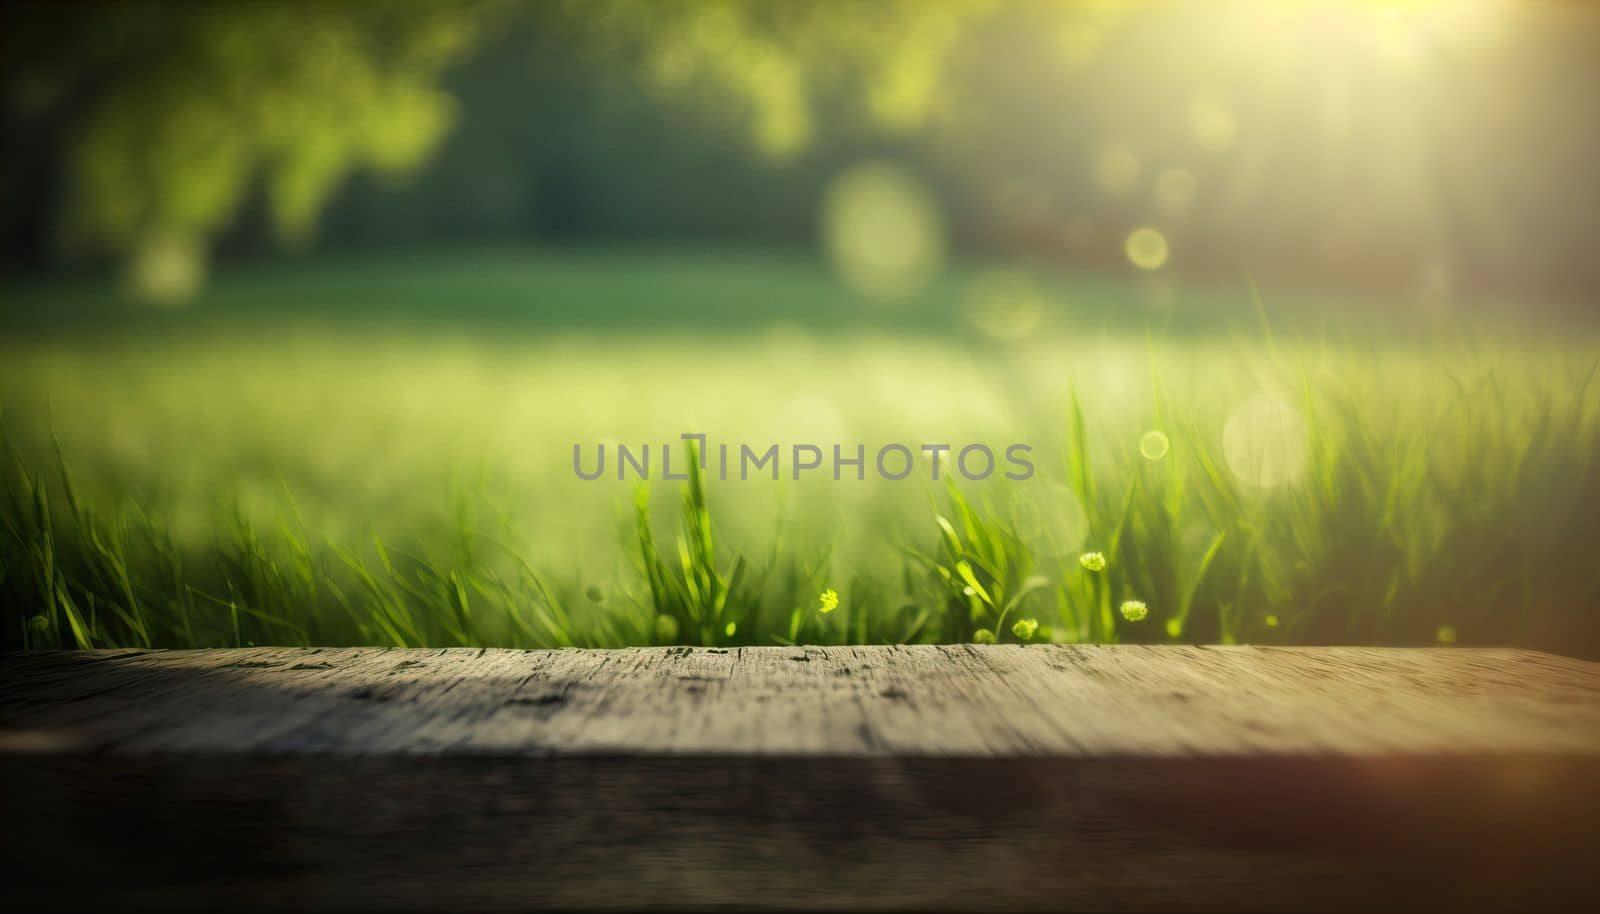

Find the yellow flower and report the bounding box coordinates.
[973,628,997,644]
[819,588,840,614]
[1011,618,1039,640]
[1120,599,1148,622]
[1079,551,1106,572]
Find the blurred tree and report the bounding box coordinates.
[599,0,992,160]
[5,1,491,304]
[3,0,1153,300]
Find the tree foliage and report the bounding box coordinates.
[68,3,483,249]
[4,0,1139,300]
[597,0,991,160]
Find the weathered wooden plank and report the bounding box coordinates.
[2,646,1597,911]
[3,645,1596,756]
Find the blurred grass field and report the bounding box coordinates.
[3,250,1598,655]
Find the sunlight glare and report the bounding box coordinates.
[1223,392,1309,487]
[1125,227,1170,270]
[822,161,946,303]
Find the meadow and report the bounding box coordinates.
[3,249,1597,655]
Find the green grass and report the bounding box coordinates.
[3,250,1598,655]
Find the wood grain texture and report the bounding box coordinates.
[3,646,1598,911]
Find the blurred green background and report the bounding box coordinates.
[2,0,1597,654]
